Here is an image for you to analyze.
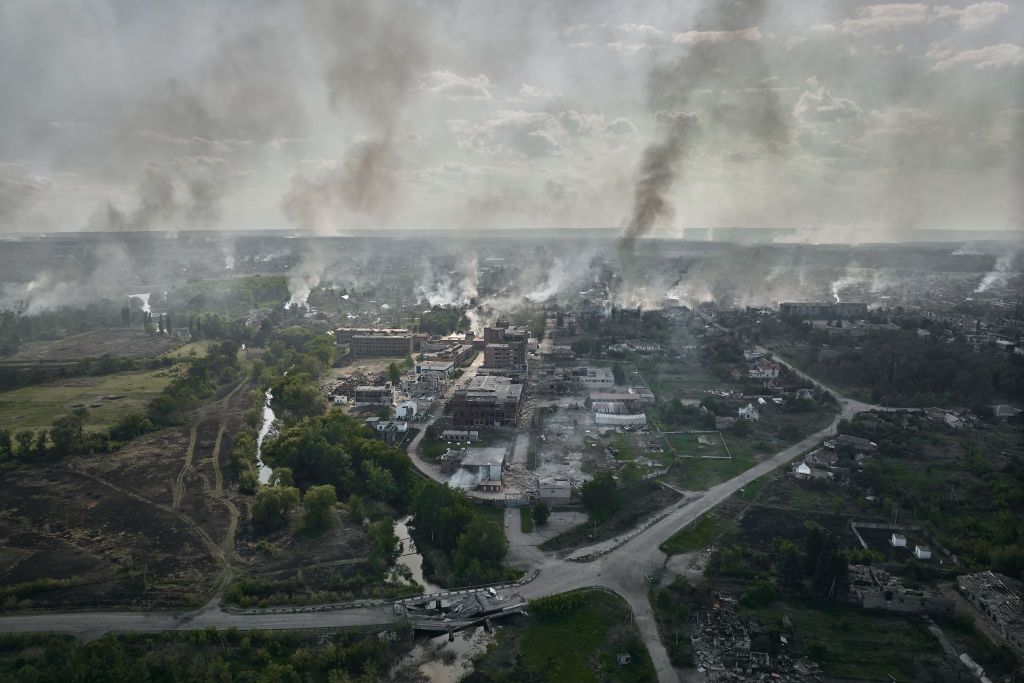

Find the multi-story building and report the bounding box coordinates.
[335,327,416,356]
[350,334,414,357]
[449,375,523,427]
[484,343,516,368]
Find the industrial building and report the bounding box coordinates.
[353,385,394,406]
[778,302,868,320]
[449,375,523,427]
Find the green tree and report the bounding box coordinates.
[347,495,368,524]
[581,472,622,522]
[33,429,49,458]
[0,429,11,460]
[734,418,752,437]
[268,467,294,487]
[387,362,401,386]
[303,484,338,530]
[367,518,399,571]
[532,501,551,527]
[404,353,415,370]
[612,363,626,386]
[15,430,34,458]
[252,486,300,528]
[453,516,508,584]
[51,413,86,458]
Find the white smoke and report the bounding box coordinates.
[448,467,479,490]
[976,252,1019,293]
[287,251,323,308]
[415,251,478,307]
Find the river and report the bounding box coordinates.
[394,515,442,594]
[255,388,276,485]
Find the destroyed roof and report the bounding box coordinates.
[460,446,506,467]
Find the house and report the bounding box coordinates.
[994,404,1022,422]
[738,403,760,422]
[748,359,780,379]
[794,463,812,479]
[890,533,907,548]
[914,545,932,560]
[958,571,1024,654]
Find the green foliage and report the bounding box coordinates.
[532,501,551,527]
[529,591,585,618]
[302,484,337,530]
[416,306,469,335]
[409,481,510,586]
[612,362,626,385]
[0,627,400,682]
[14,430,33,458]
[580,472,622,522]
[386,362,401,386]
[797,329,1024,406]
[367,518,399,572]
[740,579,778,608]
[263,410,415,508]
[272,372,328,423]
[252,486,301,529]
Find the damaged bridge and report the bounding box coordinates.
[395,589,528,633]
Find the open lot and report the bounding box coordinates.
[0,367,178,433]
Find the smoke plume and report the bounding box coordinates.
[617,0,786,300]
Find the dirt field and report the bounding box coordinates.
[6,329,182,361]
[0,380,252,610]
[0,367,179,433]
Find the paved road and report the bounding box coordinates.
[0,348,882,682]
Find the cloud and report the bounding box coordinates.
[841,4,931,36]
[516,83,562,99]
[794,86,864,123]
[928,43,1024,71]
[935,2,1009,30]
[448,110,636,158]
[420,70,493,101]
[672,27,762,45]
[840,2,1010,36]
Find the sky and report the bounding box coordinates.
[0,0,1021,240]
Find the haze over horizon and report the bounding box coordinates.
[1,0,1022,243]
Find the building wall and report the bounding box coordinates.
[350,335,413,357]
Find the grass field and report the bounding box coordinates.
[472,589,656,682]
[660,514,733,555]
[741,599,942,681]
[667,433,730,459]
[0,368,177,433]
[160,340,215,359]
[660,453,758,491]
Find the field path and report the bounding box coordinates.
[172,424,199,510]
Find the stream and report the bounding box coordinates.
[255,388,276,485]
[394,515,442,594]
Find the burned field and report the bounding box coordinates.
[5,329,182,362]
[0,381,253,610]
